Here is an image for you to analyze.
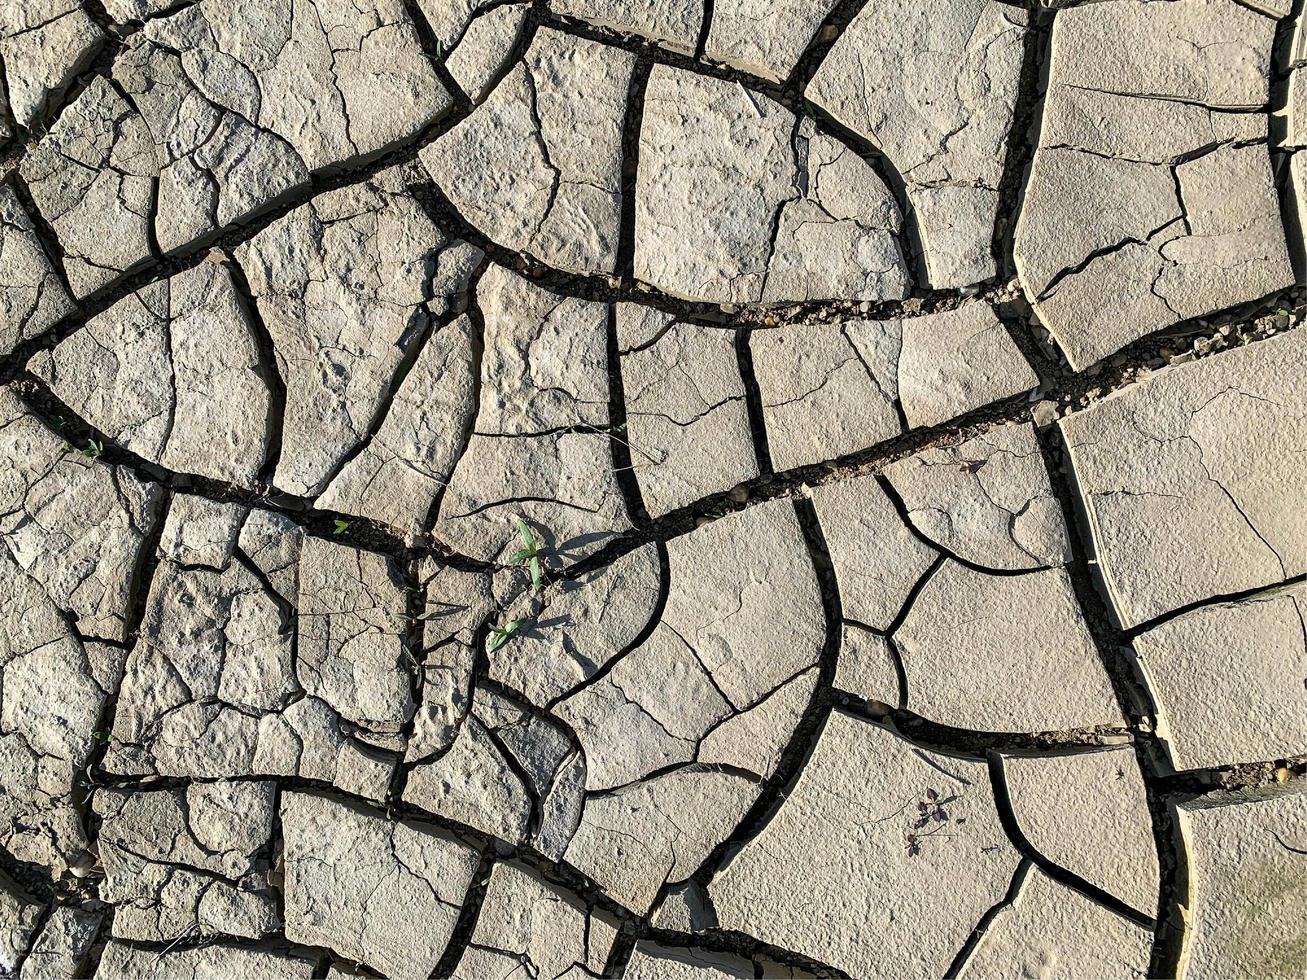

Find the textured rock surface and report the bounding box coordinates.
[897,305,1036,428]
[1015,0,1292,368]
[636,68,907,305]
[33,257,272,484]
[1061,329,1307,627]
[1002,747,1159,915]
[809,470,937,630]
[96,941,317,978]
[957,866,1152,979]
[3,5,1305,974]
[895,562,1122,732]
[20,904,100,979]
[424,29,635,274]
[704,0,834,82]
[808,0,1026,288]
[452,861,617,977]
[883,423,1069,572]
[0,872,41,973]
[0,185,73,357]
[445,3,530,104]
[0,1,104,129]
[19,77,157,297]
[618,307,755,515]
[709,712,1021,978]
[106,511,399,800]
[550,0,703,53]
[95,781,278,942]
[112,0,447,255]
[625,942,756,979]
[1135,585,1307,769]
[1180,788,1307,978]
[281,792,480,979]
[0,388,160,643]
[236,172,464,497]
[752,318,901,470]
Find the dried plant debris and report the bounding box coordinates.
[0,0,1305,976]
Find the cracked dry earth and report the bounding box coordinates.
[2,1,1307,979]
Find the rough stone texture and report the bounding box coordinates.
[317,312,478,537]
[475,264,609,435]
[0,184,73,357]
[435,428,631,564]
[452,861,617,978]
[636,68,908,305]
[281,792,480,979]
[835,623,901,706]
[20,904,101,979]
[549,0,703,53]
[565,766,758,913]
[485,543,663,707]
[1180,788,1307,978]
[625,942,756,979]
[555,499,823,789]
[445,2,530,104]
[415,0,500,49]
[897,304,1037,428]
[33,257,272,484]
[96,941,318,979]
[708,712,1021,978]
[618,306,756,515]
[5,7,1305,972]
[807,0,1026,288]
[297,537,411,734]
[895,562,1122,732]
[424,29,636,274]
[94,782,278,942]
[407,562,494,761]
[704,0,835,83]
[0,544,126,876]
[751,319,901,471]
[19,76,157,297]
[403,711,532,844]
[158,494,248,569]
[0,0,105,129]
[0,871,41,974]
[236,172,460,497]
[883,423,1070,572]
[1014,0,1292,368]
[108,0,448,255]
[106,511,398,800]
[957,866,1152,979]
[808,470,937,631]
[0,387,161,643]
[1135,585,1307,770]
[1061,329,1307,628]
[1002,747,1159,915]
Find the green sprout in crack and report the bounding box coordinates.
[509,515,544,593]
[487,617,525,654]
[91,730,111,745]
[333,519,350,535]
[79,439,104,460]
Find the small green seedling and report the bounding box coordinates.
[91,730,111,744]
[487,617,525,654]
[333,519,350,535]
[80,439,104,460]
[509,516,543,593]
